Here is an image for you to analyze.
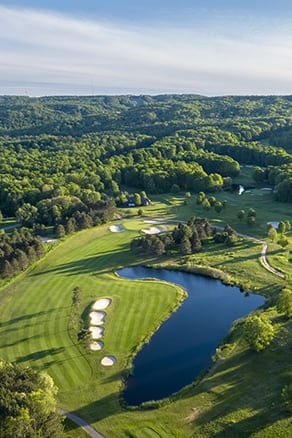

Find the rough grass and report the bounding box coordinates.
[0,190,291,437]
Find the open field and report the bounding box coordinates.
[0,190,291,437]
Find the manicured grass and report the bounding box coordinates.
[0,192,291,437]
[0,223,184,435]
[145,185,291,239]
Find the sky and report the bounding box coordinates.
[0,0,291,96]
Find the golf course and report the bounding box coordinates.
[0,187,291,437]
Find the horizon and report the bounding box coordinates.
[1,92,292,99]
[0,1,291,96]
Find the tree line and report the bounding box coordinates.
[0,228,45,280]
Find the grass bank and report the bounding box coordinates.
[0,192,291,436]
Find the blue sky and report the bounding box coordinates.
[0,1,291,96]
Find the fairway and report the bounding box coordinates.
[0,199,290,437]
[0,223,183,413]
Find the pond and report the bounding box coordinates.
[117,267,265,405]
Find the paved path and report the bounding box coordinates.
[260,242,285,278]
[59,409,104,438]
[157,218,285,279]
[224,229,285,279]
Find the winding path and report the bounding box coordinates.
[59,409,104,438]
[234,232,285,278]
[58,223,284,437]
[212,228,285,278]
[260,242,285,278]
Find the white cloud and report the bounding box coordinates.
[0,5,291,95]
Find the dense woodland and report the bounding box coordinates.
[0,95,291,224]
[0,361,63,437]
[0,229,45,280]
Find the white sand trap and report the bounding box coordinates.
[109,224,125,233]
[141,226,163,235]
[92,298,111,310]
[261,187,272,191]
[89,326,104,339]
[90,341,103,351]
[143,219,163,224]
[40,237,57,243]
[90,311,106,325]
[267,221,279,229]
[101,356,116,366]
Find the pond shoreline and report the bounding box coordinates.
[117,266,265,406]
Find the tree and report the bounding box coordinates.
[208,196,216,207]
[214,201,223,213]
[16,203,38,227]
[237,210,245,220]
[277,287,292,318]
[243,315,275,352]
[196,192,205,205]
[202,199,211,210]
[134,193,141,206]
[247,208,256,218]
[247,216,256,226]
[1,260,13,278]
[277,221,286,235]
[268,227,278,242]
[137,208,143,216]
[151,237,165,256]
[180,237,192,255]
[65,217,76,234]
[0,361,63,437]
[55,224,65,238]
[253,166,265,182]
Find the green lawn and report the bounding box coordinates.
[0,193,291,437]
[0,223,185,435]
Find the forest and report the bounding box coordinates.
[0,94,291,224]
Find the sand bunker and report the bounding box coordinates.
[89,326,104,339]
[90,341,103,351]
[141,226,163,235]
[101,356,116,366]
[40,237,57,243]
[92,298,111,310]
[109,224,125,233]
[267,221,279,229]
[143,219,163,224]
[90,311,106,325]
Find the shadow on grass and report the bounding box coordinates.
[0,309,56,328]
[30,242,161,278]
[180,344,291,437]
[64,392,120,431]
[15,347,65,363]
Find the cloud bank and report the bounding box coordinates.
[0,5,291,96]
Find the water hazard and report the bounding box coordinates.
[117,267,265,405]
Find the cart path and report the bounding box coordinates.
[227,231,285,279]
[59,409,104,438]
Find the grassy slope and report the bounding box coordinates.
[0,185,291,437]
[0,223,184,433]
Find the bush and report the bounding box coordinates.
[243,315,275,352]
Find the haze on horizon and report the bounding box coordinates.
[0,0,291,97]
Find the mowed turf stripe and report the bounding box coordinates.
[0,224,183,428]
